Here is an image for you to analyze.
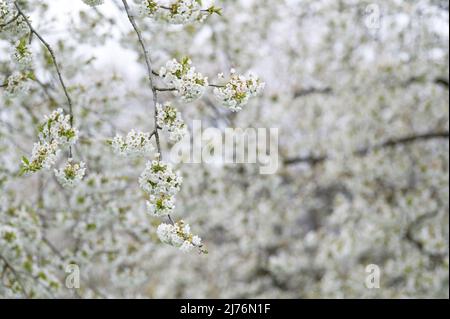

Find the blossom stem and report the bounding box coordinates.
[121,0,162,157]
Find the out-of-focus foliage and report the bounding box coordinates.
[0,0,448,298]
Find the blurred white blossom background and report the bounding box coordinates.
[0,0,449,298]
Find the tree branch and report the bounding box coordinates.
[121,0,162,157]
[14,1,75,157]
[122,0,181,230]
[284,130,450,166]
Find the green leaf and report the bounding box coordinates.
[21,156,29,165]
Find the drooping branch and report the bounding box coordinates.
[121,0,176,226]
[284,130,450,166]
[14,1,75,157]
[121,0,162,157]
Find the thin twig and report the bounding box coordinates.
[122,0,182,228]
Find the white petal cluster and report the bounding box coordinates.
[159,57,208,102]
[140,0,218,25]
[157,220,203,253]
[39,108,79,146]
[5,71,31,98]
[0,224,19,247]
[214,70,265,112]
[0,1,28,38]
[11,38,33,71]
[21,141,60,173]
[164,0,202,24]
[54,159,86,188]
[111,130,155,157]
[139,0,159,17]
[156,102,187,142]
[139,160,182,216]
[21,109,80,175]
[81,0,104,7]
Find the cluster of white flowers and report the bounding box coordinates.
[81,0,104,7]
[0,224,19,247]
[111,130,155,157]
[1,4,34,99]
[38,108,79,146]
[54,159,86,188]
[11,38,33,71]
[139,160,183,216]
[140,0,221,25]
[21,109,80,175]
[159,57,208,102]
[157,220,203,253]
[5,71,31,98]
[0,0,28,38]
[156,102,187,142]
[139,0,159,17]
[21,141,60,174]
[214,70,265,112]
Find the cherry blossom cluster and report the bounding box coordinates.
[81,0,104,7]
[21,109,79,175]
[156,102,187,142]
[111,130,155,157]
[140,0,221,25]
[0,0,28,38]
[139,160,183,216]
[1,2,34,98]
[54,159,86,188]
[159,57,208,102]
[213,70,265,112]
[21,141,60,174]
[0,224,19,247]
[157,220,203,253]
[11,38,33,71]
[38,108,79,146]
[4,71,32,98]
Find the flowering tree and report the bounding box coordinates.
[0,0,448,298]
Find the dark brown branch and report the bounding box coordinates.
[155,87,176,92]
[284,131,450,166]
[434,77,449,88]
[121,0,162,156]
